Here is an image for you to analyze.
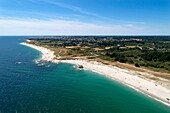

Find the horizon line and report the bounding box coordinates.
[0,34,170,37]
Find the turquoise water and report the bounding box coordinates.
[0,36,170,113]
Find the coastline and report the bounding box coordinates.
[20,42,55,62]
[20,42,170,106]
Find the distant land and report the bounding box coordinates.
[26,36,170,74]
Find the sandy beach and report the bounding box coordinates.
[21,42,170,106]
[20,42,55,62]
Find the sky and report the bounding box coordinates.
[0,0,169,35]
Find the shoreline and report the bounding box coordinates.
[20,42,170,106]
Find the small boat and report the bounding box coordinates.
[16,62,22,64]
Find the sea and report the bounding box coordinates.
[0,36,170,113]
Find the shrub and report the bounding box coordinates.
[135,63,140,67]
[128,59,134,64]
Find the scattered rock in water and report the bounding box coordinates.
[46,65,50,68]
[37,63,44,66]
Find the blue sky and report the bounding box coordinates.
[0,0,169,35]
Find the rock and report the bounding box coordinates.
[78,65,84,69]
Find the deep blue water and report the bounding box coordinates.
[0,36,170,113]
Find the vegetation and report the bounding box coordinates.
[27,36,170,73]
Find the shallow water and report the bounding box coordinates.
[0,36,170,113]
